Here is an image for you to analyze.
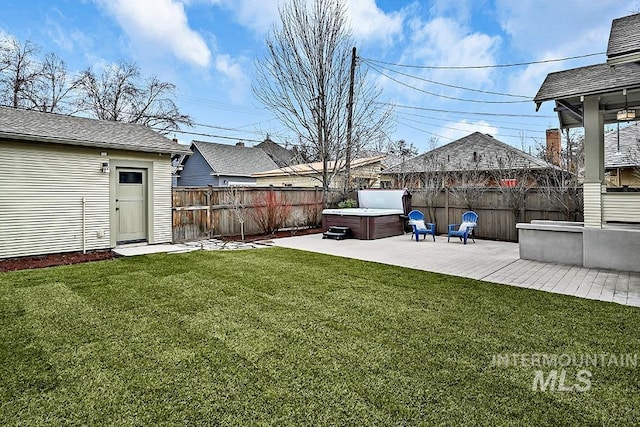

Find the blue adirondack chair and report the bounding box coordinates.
[408,210,436,242]
[447,211,478,244]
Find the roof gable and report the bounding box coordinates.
[0,106,191,154]
[383,132,553,174]
[607,13,640,65]
[255,138,295,167]
[191,140,278,176]
[604,122,640,168]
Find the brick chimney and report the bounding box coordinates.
[545,128,561,166]
[236,141,245,147]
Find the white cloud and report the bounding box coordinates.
[345,0,403,44]
[404,17,501,86]
[209,0,282,34]
[215,53,250,103]
[438,119,499,143]
[99,0,211,67]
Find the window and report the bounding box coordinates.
[119,171,143,184]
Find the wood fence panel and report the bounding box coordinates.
[173,186,583,242]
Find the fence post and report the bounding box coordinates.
[207,185,212,239]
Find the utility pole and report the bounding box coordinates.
[345,46,356,192]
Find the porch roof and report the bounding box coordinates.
[533,62,640,129]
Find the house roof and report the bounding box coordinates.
[382,132,553,174]
[191,140,278,176]
[252,155,386,177]
[607,13,640,65]
[0,106,191,155]
[255,136,295,167]
[534,13,640,129]
[604,122,640,168]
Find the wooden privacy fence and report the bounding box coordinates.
[172,186,336,242]
[173,186,583,242]
[409,187,583,242]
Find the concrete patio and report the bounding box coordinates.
[272,233,640,308]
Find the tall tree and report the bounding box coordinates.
[0,38,41,108]
[75,61,192,134]
[253,0,392,203]
[27,53,78,113]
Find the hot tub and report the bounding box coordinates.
[321,190,410,240]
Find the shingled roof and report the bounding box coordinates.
[0,106,191,155]
[534,13,640,129]
[255,136,295,167]
[605,122,640,168]
[382,132,553,174]
[607,13,640,65]
[252,155,386,177]
[191,140,278,176]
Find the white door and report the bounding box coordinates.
[115,168,147,243]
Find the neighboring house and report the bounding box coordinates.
[176,140,278,186]
[252,155,387,188]
[0,106,191,259]
[604,122,640,188]
[255,135,296,167]
[381,132,557,188]
[529,12,640,272]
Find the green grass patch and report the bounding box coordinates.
[1,248,639,425]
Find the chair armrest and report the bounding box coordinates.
[448,224,459,232]
[426,222,435,231]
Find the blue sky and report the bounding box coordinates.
[1,0,637,153]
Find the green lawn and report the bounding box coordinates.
[1,248,639,426]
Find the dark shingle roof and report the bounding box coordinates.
[605,122,640,168]
[0,106,191,154]
[192,140,278,176]
[607,13,640,64]
[255,137,294,167]
[534,62,640,106]
[382,132,553,174]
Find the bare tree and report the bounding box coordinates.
[225,186,247,241]
[253,0,392,204]
[26,53,78,113]
[0,38,41,108]
[535,129,584,220]
[75,61,192,134]
[447,167,489,212]
[490,152,537,223]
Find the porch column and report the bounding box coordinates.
[582,95,604,228]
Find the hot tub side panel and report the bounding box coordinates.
[322,214,403,240]
[369,215,404,239]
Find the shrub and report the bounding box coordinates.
[250,190,292,235]
[337,198,357,208]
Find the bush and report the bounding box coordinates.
[337,198,357,208]
[250,191,292,235]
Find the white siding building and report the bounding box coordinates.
[0,107,191,259]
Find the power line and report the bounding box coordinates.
[397,110,546,134]
[361,51,605,70]
[361,58,531,99]
[397,114,545,138]
[366,62,530,104]
[383,102,556,118]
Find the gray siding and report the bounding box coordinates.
[177,149,219,186]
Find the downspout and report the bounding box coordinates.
[82,197,86,254]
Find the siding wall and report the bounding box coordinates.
[0,140,175,259]
[176,148,219,186]
[152,159,173,244]
[0,141,111,258]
